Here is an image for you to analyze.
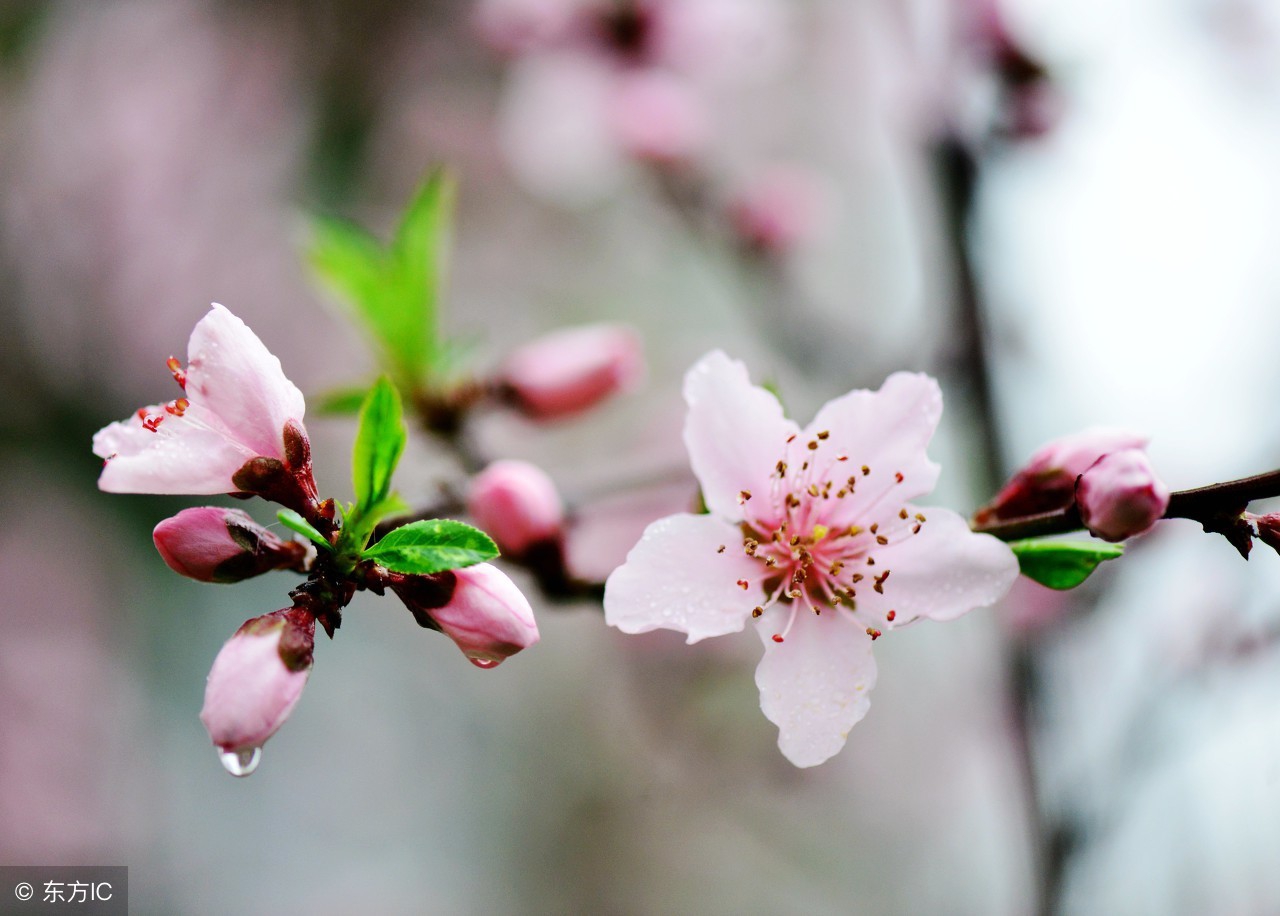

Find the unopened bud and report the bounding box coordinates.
[468,460,565,557]
[976,427,1149,523]
[200,609,314,765]
[153,507,308,583]
[1254,514,1280,555]
[390,563,540,667]
[1076,449,1170,542]
[500,324,643,420]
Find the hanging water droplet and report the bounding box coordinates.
[219,746,261,777]
[469,657,500,669]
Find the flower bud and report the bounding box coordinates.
[200,609,314,771]
[1075,449,1170,542]
[500,324,643,420]
[975,427,1149,523]
[390,563,540,667]
[468,460,565,558]
[153,507,309,583]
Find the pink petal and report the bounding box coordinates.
[682,351,799,522]
[604,513,764,644]
[804,372,942,527]
[753,608,878,767]
[93,402,255,495]
[184,304,306,460]
[857,506,1018,625]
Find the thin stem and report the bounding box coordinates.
[973,467,1280,541]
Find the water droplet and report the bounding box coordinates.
[219,746,261,777]
[469,657,500,669]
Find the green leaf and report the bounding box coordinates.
[307,216,385,324]
[363,518,498,575]
[312,383,373,415]
[352,376,406,511]
[277,509,332,551]
[1010,539,1124,590]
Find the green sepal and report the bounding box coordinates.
[1010,539,1124,590]
[363,519,498,575]
[277,509,333,552]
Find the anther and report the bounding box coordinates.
[861,465,871,476]
[848,525,862,536]
[776,460,788,476]
[738,490,752,504]
[899,508,909,520]
[866,627,881,640]
[807,440,818,451]
[717,545,726,553]
[850,573,864,583]
[801,461,809,471]
[807,484,820,497]
[915,513,926,522]
[737,579,749,590]
[752,607,764,618]
[817,430,830,440]
[786,434,797,443]
[765,557,778,567]
[895,472,904,483]
[876,535,888,545]
[787,589,802,599]
[866,557,876,566]
[912,524,921,534]
[886,610,897,622]
[772,634,785,643]
[869,523,879,534]
[166,356,187,389]
[837,489,847,498]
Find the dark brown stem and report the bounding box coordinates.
[973,468,1280,542]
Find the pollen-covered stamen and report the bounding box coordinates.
[164,397,190,417]
[166,356,187,390]
[772,602,801,643]
[141,413,165,432]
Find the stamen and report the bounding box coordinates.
[776,460,788,476]
[807,440,818,451]
[166,356,187,390]
[886,610,897,622]
[895,472,904,483]
[866,627,881,641]
[738,490,752,504]
[899,508,909,520]
[773,603,800,642]
[737,579,750,590]
[861,465,871,476]
[817,430,830,440]
[717,545,726,554]
[752,606,764,618]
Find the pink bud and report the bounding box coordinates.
[472,0,574,56]
[390,564,540,667]
[468,460,565,557]
[976,427,1149,523]
[153,506,307,583]
[1075,449,1170,542]
[200,609,314,770]
[726,166,820,257]
[500,324,643,420]
[607,70,708,164]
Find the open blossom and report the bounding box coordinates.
[92,304,318,513]
[604,352,1018,767]
[200,609,314,774]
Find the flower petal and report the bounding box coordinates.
[604,512,764,643]
[93,403,254,495]
[184,304,306,460]
[754,609,878,767]
[859,506,1018,625]
[804,372,942,527]
[682,351,798,522]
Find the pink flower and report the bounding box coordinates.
[153,506,309,583]
[93,304,318,513]
[603,352,1018,767]
[200,609,314,775]
[390,563,540,667]
[726,165,821,257]
[607,70,708,164]
[468,460,565,558]
[500,323,643,419]
[975,427,1149,524]
[1075,449,1170,542]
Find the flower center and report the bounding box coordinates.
[719,430,928,643]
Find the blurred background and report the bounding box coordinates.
[4,0,1280,913]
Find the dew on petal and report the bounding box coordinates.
[469,657,501,669]
[219,746,261,777]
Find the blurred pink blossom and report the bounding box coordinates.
[1076,449,1170,542]
[726,165,822,256]
[500,323,643,419]
[468,460,566,557]
[604,351,1017,766]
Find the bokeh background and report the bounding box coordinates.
[5,0,1280,913]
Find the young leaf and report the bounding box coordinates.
[277,509,332,551]
[313,383,372,415]
[352,376,406,511]
[364,519,498,575]
[1010,539,1124,590]
[385,169,455,380]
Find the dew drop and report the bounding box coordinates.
[469,657,500,669]
[219,746,261,777]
